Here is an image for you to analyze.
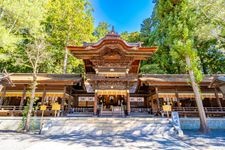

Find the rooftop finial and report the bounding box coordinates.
[111,26,115,33]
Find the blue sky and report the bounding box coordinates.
[90,0,155,33]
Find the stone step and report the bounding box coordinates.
[41,118,173,136]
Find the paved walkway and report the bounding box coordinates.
[0,130,225,150]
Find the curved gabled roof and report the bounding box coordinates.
[67,30,157,60]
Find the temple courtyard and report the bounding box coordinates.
[0,130,225,150]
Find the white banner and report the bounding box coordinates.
[78,97,94,101]
[130,97,144,102]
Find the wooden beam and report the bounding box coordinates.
[127,91,130,115]
[215,88,222,108]
[155,87,160,111]
[60,86,67,116]
[0,87,6,107]
[41,85,47,105]
[94,91,98,115]
[175,88,181,108]
[68,86,72,111]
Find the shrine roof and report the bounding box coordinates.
[210,76,225,88]
[9,73,82,85]
[139,74,225,86]
[67,29,157,59]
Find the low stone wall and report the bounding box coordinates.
[1,117,225,131]
[0,117,43,131]
[180,118,225,130]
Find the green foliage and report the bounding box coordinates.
[120,31,140,43]
[0,0,95,74]
[45,0,94,73]
[93,22,110,40]
[139,0,225,75]
[0,0,47,72]
[140,18,152,45]
[140,64,165,74]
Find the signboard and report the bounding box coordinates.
[130,97,144,102]
[40,105,47,111]
[52,103,60,111]
[78,97,94,101]
[162,105,172,111]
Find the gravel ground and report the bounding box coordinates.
[0,130,225,150]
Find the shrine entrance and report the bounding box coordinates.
[98,95,126,108]
[67,28,157,116]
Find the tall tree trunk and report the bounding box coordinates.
[185,55,209,133]
[24,72,37,131]
[63,31,70,74]
[63,47,68,74]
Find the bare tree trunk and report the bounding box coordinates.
[24,72,37,131]
[185,55,209,133]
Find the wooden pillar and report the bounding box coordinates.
[41,85,46,105]
[19,85,27,109]
[94,90,98,115]
[215,88,222,108]
[127,91,130,115]
[155,87,160,111]
[61,85,66,116]
[0,87,6,107]
[175,88,181,108]
[68,86,72,111]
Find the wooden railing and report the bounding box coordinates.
[172,107,225,117]
[172,107,225,112]
[68,107,94,113]
[0,106,24,116]
[131,107,149,113]
[0,106,24,110]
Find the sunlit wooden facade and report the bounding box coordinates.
[67,29,157,115]
[0,31,225,117]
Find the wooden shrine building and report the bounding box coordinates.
[67,29,157,115]
[0,30,225,117]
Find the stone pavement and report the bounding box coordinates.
[0,130,225,150]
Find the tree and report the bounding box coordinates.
[23,37,49,131]
[121,31,140,43]
[93,22,110,40]
[140,64,165,74]
[0,0,46,72]
[140,18,152,46]
[45,0,94,74]
[152,0,209,133]
[1,0,49,131]
[193,0,225,73]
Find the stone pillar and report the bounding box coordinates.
[127,91,130,115]
[215,88,222,108]
[94,90,98,115]
[0,87,6,107]
[19,85,27,109]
